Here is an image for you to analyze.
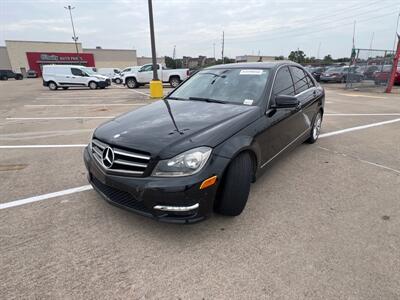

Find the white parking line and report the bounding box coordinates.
[0,185,93,210]
[318,146,400,175]
[6,116,115,120]
[337,93,386,99]
[131,90,150,96]
[0,144,86,149]
[25,104,145,107]
[320,117,400,138]
[325,113,400,116]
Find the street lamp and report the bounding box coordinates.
[64,5,81,62]
[147,0,163,98]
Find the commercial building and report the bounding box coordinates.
[235,55,277,63]
[0,40,164,76]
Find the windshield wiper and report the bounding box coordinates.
[188,97,227,104]
[164,96,187,100]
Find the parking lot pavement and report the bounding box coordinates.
[1,81,399,299]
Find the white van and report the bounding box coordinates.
[97,68,121,78]
[42,65,111,90]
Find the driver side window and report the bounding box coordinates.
[141,65,153,72]
[272,67,295,96]
[71,68,84,76]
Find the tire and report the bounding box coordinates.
[48,81,57,90]
[340,76,346,83]
[62,87,69,90]
[126,77,138,89]
[115,78,122,84]
[306,111,322,144]
[215,152,253,216]
[16,75,23,80]
[169,77,181,88]
[89,81,98,90]
[100,86,105,89]
[1,76,8,81]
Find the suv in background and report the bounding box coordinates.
[26,70,38,78]
[0,69,23,80]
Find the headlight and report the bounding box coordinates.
[152,147,212,177]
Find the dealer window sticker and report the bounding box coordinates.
[239,69,264,75]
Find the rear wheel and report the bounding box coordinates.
[215,152,253,216]
[1,76,8,81]
[89,81,98,90]
[126,78,138,89]
[169,77,181,88]
[306,111,322,144]
[48,81,57,90]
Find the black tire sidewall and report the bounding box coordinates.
[127,78,138,89]
[307,111,322,144]
[215,152,253,216]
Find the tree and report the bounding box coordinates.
[165,56,176,69]
[323,54,333,63]
[288,50,306,64]
[275,56,285,60]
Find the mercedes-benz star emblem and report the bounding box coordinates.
[102,147,114,168]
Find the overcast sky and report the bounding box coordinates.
[1,0,399,59]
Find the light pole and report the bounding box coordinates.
[147,0,163,98]
[64,5,80,62]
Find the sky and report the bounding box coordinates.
[1,0,399,59]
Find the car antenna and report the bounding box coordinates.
[163,98,184,135]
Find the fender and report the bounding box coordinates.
[124,75,137,84]
[214,134,262,170]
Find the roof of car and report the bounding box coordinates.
[206,61,300,70]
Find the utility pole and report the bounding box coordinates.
[64,5,80,61]
[173,45,176,68]
[352,20,356,49]
[368,32,375,59]
[221,31,225,64]
[213,43,215,59]
[317,42,321,60]
[147,0,163,98]
[393,10,400,52]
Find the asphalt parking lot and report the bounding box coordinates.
[1,79,399,299]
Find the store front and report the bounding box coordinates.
[26,52,95,76]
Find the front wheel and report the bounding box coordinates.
[115,78,122,84]
[215,152,253,216]
[306,112,322,144]
[89,81,98,90]
[2,76,8,81]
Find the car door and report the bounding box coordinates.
[137,64,161,83]
[69,68,88,86]
[256,66,309,167]
[289,66,320,130]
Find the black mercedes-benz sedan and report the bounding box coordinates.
[83,61,325,223]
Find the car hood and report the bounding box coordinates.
[94,100,261,159]
[93,75,109,80]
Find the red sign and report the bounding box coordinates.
[26,52,95,76]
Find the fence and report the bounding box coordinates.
[344,48,396,91]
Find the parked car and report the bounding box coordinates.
[26,69,38,78]
[373,65,400,85]
[0,69,23,80]
[84,61,325,223]
[361,65,379,80]
[42,65,111,90]
[124,63,190,88]
[309,67,326,82]
[113,66,141,84]
[320,66,363,83]
[97,68,121,78]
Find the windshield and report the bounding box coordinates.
[170,68,270,105]
[84,68,97,75]
[326,67,343,73]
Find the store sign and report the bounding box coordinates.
[39,53,84,62]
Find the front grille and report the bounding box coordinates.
[91,177,150,213]
[91,138,151,176]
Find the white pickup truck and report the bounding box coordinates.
[123,63,189,88]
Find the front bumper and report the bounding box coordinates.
[98,79,111,88]
[320,76,341,82]
[83,146,230,223]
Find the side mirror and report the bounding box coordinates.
[273,95,299,109]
